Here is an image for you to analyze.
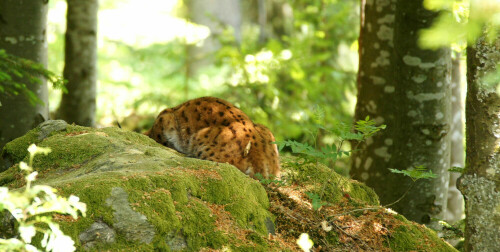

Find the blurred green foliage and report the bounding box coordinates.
[216,0,359,141]
[420,0,500,93]
[46,0,360,143]
[420,0,500,48]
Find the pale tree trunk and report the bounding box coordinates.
[351,0,451,227]
[458,35,500,251]
[0,1,49,151]
[445,54,464,223]
[57,0,98,126]
[186,0,242,77]
[241,0,267,43]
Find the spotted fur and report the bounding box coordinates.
[145,97,280,178]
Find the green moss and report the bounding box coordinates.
[386,219,457,251]
[0,166,17,186]
[0,123,455,251]
[1,127,40,164]
[281,159,379,205]
[33,134,112,171]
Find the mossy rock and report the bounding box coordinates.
[0,120,456,251]
[279,155,379,206]
[0,121,275,251]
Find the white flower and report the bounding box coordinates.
[19,162,31,171]
[27,144,38,155]
[19,225,36,243]
[296,233,313,252]
[24,244,40,252]
[28,144,51,156]
[26,172,38,183]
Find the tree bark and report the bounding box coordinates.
[458,35,500,251]
[57,0,98,126]
[0,0,49,150]
[351,0,451,227]
[445,54,464,224]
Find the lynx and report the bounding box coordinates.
[145,97,280,178]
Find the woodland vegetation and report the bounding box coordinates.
[1,0,499,251]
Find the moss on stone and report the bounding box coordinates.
[385,215,456,251]
[1,124,277,251]
[1,122,457,251]
[1,127,40,165]
[280,156,379,206]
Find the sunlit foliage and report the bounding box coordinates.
[217,0,360,140]
[420,0,500,48]
[46,0,360,142]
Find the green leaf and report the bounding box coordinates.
[305,192,327,211]
[389,166,437,182]
[448,166,465,173]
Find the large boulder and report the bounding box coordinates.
[1,121,274,250]
[0,120,457,251]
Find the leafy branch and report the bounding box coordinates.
[273,115,386,211]
[0,49,66,106]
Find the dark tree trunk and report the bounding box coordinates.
[57,0,98,126]
[458,35,500,252]
[0,0,49,150]
[351,0,451,227]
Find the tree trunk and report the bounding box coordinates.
[241,0,267,44]
[0,1,49,150]
[445,54,464,224]
[458,35,500,251]
[351,0,451,227]
[57,0,98,126]
[186,0,242,76]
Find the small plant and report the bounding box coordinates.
[0,144,86,252]
[254,173,285,186]
[438,219,465,241]
[275,116,386,167]
[274,115,386,211]
[383,165,437,208]
[305,192,327,211]
[388,165,437,182]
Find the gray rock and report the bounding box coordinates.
[0,210,16,239]
[105,187,155,244]
[79,221,116,250]
[265,216,275,235]
[166,230,188,251]
[37,120,68,140]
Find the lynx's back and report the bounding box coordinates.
[145,97,280,178]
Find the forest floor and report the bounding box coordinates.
[259,183,455,251]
